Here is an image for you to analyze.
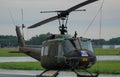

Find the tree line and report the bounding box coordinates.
[92,37,120,45]
[0,34,120,48]
[0,35,18,48]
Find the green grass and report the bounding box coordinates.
[0,62,44,70]
[88,61,120,74]
[0,48,27,57]
[0,61,120,74]
[94,48,120,55]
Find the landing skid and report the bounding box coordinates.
[73,69,99,77]
[37,69,99,77]
[37,70,59,77]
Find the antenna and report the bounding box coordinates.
[21,8,25,39]
[8,8,16,26]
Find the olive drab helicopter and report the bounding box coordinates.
[14,0,99,77]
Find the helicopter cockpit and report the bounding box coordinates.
[63,37,94,53]
[42,36,94,56]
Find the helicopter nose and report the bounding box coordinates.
[64,49,89,69]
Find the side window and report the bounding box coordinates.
[64,40,75,53]
[41,47,44,56]
[74,40,80,49]
[58,44,64,57]
[44,46,49,56]
[49,44,55,56]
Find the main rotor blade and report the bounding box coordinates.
[67,0,98,13]
[28,0,98,29]
[40,9,86,13]
[28,16,58,28]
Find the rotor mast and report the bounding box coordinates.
[58,14,68,35]
[59,18,67,35]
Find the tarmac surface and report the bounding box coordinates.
[0,69,120,77]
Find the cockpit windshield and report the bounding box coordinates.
[81,40,93,52]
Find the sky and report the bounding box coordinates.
[0,0,120,40]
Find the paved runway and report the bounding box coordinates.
[0,56,120,62]
[0,69,120,77]
[0,57,37,62]
[96,56,120,61]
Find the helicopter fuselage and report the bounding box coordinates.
[40,35,96,70]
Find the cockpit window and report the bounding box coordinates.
[81,40,93,51]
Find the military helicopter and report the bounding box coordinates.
[14,0,99,77]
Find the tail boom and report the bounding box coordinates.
[16,26,25,47]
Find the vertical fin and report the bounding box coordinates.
[16,26,25,47]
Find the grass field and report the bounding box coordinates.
[0,48,120,56]
[88,61,120,74]
[0,62,44,70]
[0,61,120,74]
[0,48,27,57]
[94,48,120,55]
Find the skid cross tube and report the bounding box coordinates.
[72,69,99,77]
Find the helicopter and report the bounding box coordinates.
[14,0,99,77]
